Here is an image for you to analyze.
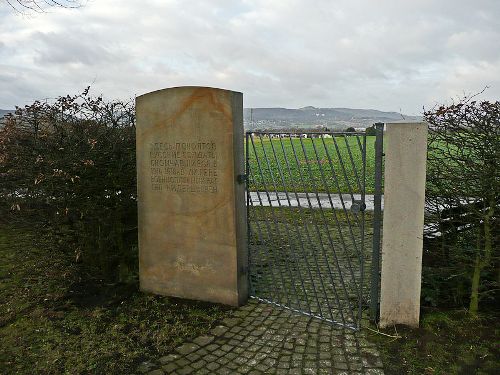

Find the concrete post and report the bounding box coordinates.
[379,122,428,328]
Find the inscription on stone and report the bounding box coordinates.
[149,140,218,193]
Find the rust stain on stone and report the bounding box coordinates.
[140,87,233,138]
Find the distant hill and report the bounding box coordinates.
[244,106,421,130]
[0,109,14,118]
[1,106,421,131]
[0,109,14,128]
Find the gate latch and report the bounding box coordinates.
[351,200,366,213]
[237,174,247,184]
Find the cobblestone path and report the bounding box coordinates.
[137,300,384,375]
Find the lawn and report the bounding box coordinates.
[0,224,231,374]
[369,309,500,374]
[246,134,377,194]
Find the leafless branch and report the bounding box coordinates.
[4,0,83,14]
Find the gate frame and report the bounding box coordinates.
[370,122,384,322]
[245,130,378,330]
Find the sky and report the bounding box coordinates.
[1,0,499,115]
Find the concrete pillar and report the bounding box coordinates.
[379,122,428,328]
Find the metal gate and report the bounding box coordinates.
[245,130,379,330]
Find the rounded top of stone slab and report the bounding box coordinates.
[137,86,243,101]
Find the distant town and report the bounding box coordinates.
[243,106,421,131]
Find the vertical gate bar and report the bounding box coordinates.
[277,134,326,318]
[247,135,284,304]
[320,136,362,258]
[339,136,365,262]
[370,122,384,322]
[354,134,364,155]
[267,136,313,314]
[342,134,362,194]
[358,134,367,328]
[248,190,281,302]
[287,134,339,323]
[299,137,354,321]
[331,137,357,203]
[246,132,252,294]
[249,134,294,308]
[257,133,306,313]
[310,136,360,288]
[308,136,360,323]
[330,137,362,228]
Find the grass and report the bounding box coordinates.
[369,309,500,374]
[0,224,231,374]
[247,134,377,194]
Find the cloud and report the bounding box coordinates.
[0,0,499,114]
[32,31,119,65]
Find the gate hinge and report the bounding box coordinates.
[237,174,247,184]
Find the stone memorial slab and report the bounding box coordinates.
[136,86,247,306]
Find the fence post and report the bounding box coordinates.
[370,122,384,322]
[379,122,428,328]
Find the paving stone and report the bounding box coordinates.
[303,368,319,375]
[196,348,208,356]
[318,369,333,375]
[305,353,317,361]
[205,362,220,371]
[283,342,294,350]
[306,346,318,354]
[190,360,206,369]
[220,344,233,352]
[185,353,200,363]
[246,357,259,367]
[364,369,385,375]
[175,358,190,367]
[193,369,210,375]
[304,360,318,369]
[319,351,332,360]
[177,366,194,375]
[211,325,229,336]
[158,354,179,365]
[192,335,214,347]
[161,363,178,373]
[137,361,156,373]
[205,344,219,352]
[242,351,255,359]
[226,361,239,370]
[334,361,349,370]
[254,363,270,372]
[222,317,241,327]
[144,300,384,375]
[237,365,253,373]
[175,343,200,355]
[277,361,290,369]
[216,356,230,365]
[212,349,225,357]
[262,357,277,367]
